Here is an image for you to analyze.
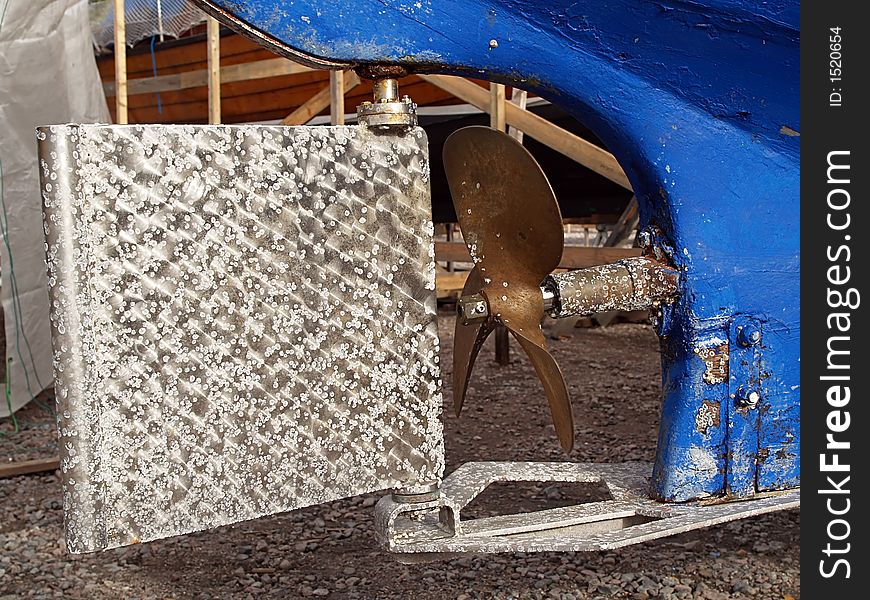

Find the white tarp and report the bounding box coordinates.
[89,0,205,51]
[1,0,111,415]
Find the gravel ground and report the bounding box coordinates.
[1,315,800,599]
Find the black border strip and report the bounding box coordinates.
[801,2,869,594]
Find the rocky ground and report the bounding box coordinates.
[0,315,800,599]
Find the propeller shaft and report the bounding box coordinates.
[546,257,679,318]
[457,257,679,322]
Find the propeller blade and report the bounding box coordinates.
[511,330,574,453]
[443,125,575,451]
[490,284,575,453]
[443,126,563,281]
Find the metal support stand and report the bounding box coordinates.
[374,462,799,555]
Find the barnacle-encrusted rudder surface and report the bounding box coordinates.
[38,124,444,553]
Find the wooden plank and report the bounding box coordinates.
[0,457,60,479]
[436,271,470,295]
[97,32,278,80]
[490,83,506,131]
[113,0,128,124]
[281,71,360,125]
[494,326,510,365]
[433,242,474,263]
[102,67,463,125]
[604,197,640,247]
[207,17,221,125]
[562,214,622,225]
[508,88,528,142]
[434,241,641,268]
[103,57,313,96]
[420,75,631,190]
[487,82,507,362]
[330,71,345,125]
[445,222,455,272]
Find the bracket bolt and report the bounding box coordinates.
[488,39,499,49]
[458,293,489,325]
[736,324,761,347]
[735,386,761,409]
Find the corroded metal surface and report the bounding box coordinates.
[696,343,730,386]
[546,257,679,318]
[37,123,444,553]
[357,100,418,129]
[443,126,573,452]
[356,78,419,129]
[375,462,800,554]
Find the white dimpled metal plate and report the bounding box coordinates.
[37,124,444,553]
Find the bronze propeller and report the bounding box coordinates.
[443,126,575,452]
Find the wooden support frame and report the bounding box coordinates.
[103,58,314,97]
[420,74,631,190]
[508,88,528,142]
[494,326,510,365]
[445,223,455,272]
[282,71,361,125]
[488,81,509,361]
[113,0,128,124]
[489,83,506,131]
[329,71,346,125]
[604,196,640,247]
[0,457,60,479]
[207,16,221,124]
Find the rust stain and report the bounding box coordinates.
[695,399,721,434]
[696,343,729,384]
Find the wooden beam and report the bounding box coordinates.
[508,88,528,142]
[557,245,642,268]
[420,75,631,190]
[489,82,507,363]
[434,241,641,268]
[494,326,510,365]
[113,0,128,124]
[0,457,60,479]
[489,83,506,131]
[330,71,346,125]
[435,271,469,297]
[562,214,622,225]
[604,197,640,247]
[207,17,221,124]
[103,57,313,97]
[445,223,455,272]
[281,71,360,125]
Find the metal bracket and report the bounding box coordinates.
[374,462,799,555]
[357,78,418,129]
[727,316,764,497]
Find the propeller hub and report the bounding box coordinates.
[457,293,489,325]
